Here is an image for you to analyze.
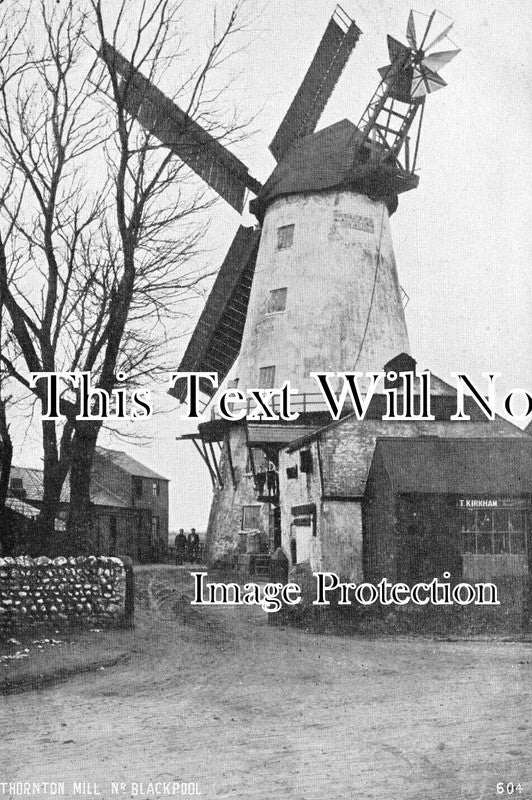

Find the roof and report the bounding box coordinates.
[9,467,70,504]
[372,437,532,495]
[284,360,523,454]
[89,479,130,508]
[5,496,66,531]
[250,119,418,220]
[95,447,168,481]
[10,465,122,507]
[10,447,167,508]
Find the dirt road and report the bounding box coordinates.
[2,567,531,800]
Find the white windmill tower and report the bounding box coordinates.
[100,8,459,564]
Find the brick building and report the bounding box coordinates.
[8,447,169,561]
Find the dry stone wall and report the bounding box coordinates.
[0,555,133,637]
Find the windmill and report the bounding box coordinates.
[100,7,459,565]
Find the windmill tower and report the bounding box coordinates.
[100,8,459,566]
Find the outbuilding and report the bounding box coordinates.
[363,437,531,585]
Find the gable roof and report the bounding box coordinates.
[9,467,70,504]
[9,465,126,507]
[10,447,167,507]
[95,447,168,481]
[372,437,532,495]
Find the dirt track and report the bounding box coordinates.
[2,566,531,800]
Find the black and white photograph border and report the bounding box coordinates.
[0,1,531,799]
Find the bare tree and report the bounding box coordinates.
[0,0,252,552]
[0,311,14,550]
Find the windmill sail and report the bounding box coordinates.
[100,42,261,213]
[269,5,361,162]
[169,226,261,402]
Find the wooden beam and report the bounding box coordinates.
[224,432,236,489]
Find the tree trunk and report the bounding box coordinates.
[0,396,13,555]
[67,420,101,555]
[38,418,64,556]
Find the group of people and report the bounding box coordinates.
[254,465,278,497]
[174,528,201,565]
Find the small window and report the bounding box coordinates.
[152,480,160,497]
[258,366,276,389]
[242,506,261,530]
[133,477,143,498]
[461,507,528,555]
[227,378,239,389]
[292,515,312,527]
[268,287,287,313]
[277,224,294,250]
[300,449,313,474]
[286,466,298,480]
[290,538,297,563]
[151,516,160,537]
[10,477,23,490]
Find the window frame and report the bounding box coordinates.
[258,365,276,390]
[276,224,295,250]
[267,287,288,314]
[461,507,528,555]
[241,505,261,530]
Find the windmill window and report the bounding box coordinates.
[242,505,261,530]
[268,287,287,313]
[277,224,294,250]
[258,366,276,389]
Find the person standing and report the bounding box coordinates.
[266,465,278,497]
[187,528,200,563]
[255,466,266,496]
[174,529,187,565]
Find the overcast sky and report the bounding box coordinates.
[11,0,532,532]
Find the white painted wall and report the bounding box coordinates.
[233,188,410,401]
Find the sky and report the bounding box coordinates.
[10,0,532,532]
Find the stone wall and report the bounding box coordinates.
[0,555,133,637]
